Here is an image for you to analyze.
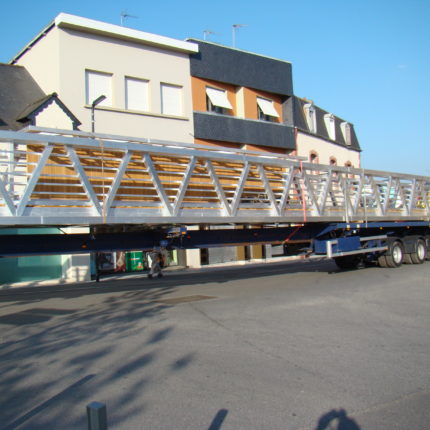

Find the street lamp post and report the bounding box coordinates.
[91,95,107,133]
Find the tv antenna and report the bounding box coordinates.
[120,11,138,26]
[203,30,218,41]
[232,24,247,48]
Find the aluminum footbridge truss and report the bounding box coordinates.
[0,127,429,226]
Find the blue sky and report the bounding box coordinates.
[1,0,429,176]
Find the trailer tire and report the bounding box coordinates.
[334,255,363,270]
[384,241,404,268]
[410,238,426,264]
[377,255,388,268]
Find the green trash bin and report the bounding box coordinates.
[126,251,144,272]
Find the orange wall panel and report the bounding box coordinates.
[191,77,237,115]
[243,88,283,122]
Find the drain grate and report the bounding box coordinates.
[157,295,216,305]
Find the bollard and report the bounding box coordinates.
[87,401,108,430]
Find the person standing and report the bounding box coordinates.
[148,249,163,278]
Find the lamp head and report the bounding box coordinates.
[91,95,107,108]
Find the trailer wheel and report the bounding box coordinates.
[384,241,404,268]
[410,238,426,264]
[334,255,363,270]
[377,255,388,268]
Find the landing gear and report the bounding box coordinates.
[334,255,363,270]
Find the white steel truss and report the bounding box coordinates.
[0,127,429,226]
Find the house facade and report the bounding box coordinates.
[291,96,361,167]
[0,63,90,285]
[3,13,363,279]
[187,40,361,264]
[188,40,361,166]
[11,13,198,142]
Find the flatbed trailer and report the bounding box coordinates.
[0,128,429,269]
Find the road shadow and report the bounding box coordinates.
[314,409,362,430]
[207,409,229,430]
[0,258,357,304]
[0,279,198,429]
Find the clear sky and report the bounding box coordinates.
[1,0,429,176]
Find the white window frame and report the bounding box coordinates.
[160,83,183,116]
[85,70,112,107]
[304,103,317,133]
[324,113,336,140]
[125,77,150,112]
[206,87,232,110]
[256,97,279,119]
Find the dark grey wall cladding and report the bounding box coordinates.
[194,112,295,150]
[291,97,308,130]
[188,40,293,96]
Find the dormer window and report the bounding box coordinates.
[206,87,232,114]
[256,97,279,122]
[304,103,317,133]
[341,122,352,146]
[324,113,336,140]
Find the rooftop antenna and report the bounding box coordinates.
[120,10,138,26]
[203,30,217,41]
[232,24,247,48]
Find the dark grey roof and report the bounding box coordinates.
[0,63,45,130]
[292,96,361,151]
[0,63,81,130]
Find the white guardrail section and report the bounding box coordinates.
[0,127,429,226]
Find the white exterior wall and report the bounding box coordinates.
[34,102,75,129]
[15,25,195,143]
[60,227,91,283]
[296,132,361,167]
[13,27,61,95]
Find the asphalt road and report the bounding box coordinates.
[0,259,429,430]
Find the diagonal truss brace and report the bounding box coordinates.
[16,144,54,216]
[279,167,299,214]
[173,156,196,216]
[0,175,15,215]
[301,169,321,216]
[104,150,132,217]
[230,162,250,216]
[144,153,173,216]
[257,164,280,216]
[206,160,231,216]
[68,146,102,216]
